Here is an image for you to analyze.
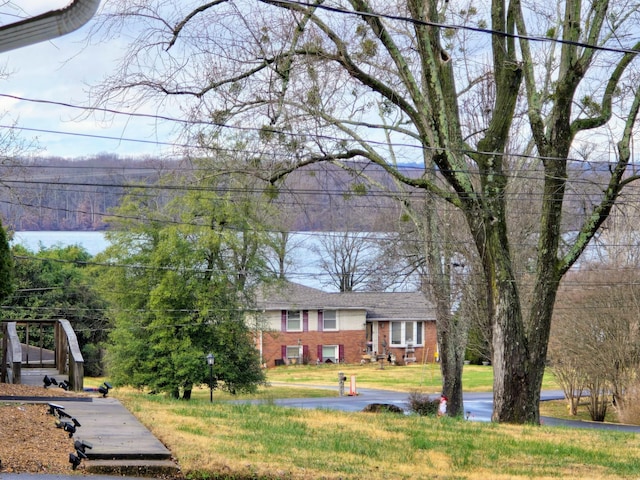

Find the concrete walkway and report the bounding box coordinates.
[5,368,177,474]
[0,394,178,476]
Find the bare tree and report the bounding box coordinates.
[553,192,640,422]
[590,183,640,268]
[310,231,379,292]
[90,1,640,423]
[551,268,640,420]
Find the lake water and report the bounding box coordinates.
[11,230,329,290]
[12,231,109,256]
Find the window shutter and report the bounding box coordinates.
[303,344,309,361]
[317,344,323,362]
[281,310,286,332]
[339,344,345,362]
[303,310,309,332]
[317,310,323,332]
[281,345,287,359]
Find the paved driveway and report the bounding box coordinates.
[248,388,563,420]
[240,387,640,432]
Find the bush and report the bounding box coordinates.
[362,403,404,414]
[82,343,104,377]
[407,391,439,416]
[616,384,640,425]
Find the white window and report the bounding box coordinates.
[322,345,338,363]
[391,321,402,345]
[286,345,301,359]
[287,310,301,331]
[390,322,424,346]
[322,310,337,330]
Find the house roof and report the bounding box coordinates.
[256,281,435,322]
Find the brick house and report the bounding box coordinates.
[252,282,437,367]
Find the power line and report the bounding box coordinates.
[0,95,485,161]
[11,228,640,276]
[0,157,631,194]
[0,94,633,167]
[0,0,637,167]
[276,0,640,55]
[0,123,191,149]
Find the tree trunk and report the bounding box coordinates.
[438,310,465,417]
[421,186,468,417]
[485,222,559,423]
[491,285,538,423]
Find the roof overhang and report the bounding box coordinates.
[0,0,100,53]
[368,317,434,322]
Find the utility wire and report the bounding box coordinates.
[0,0,638,162]
[275,0,640,55]
[0,94,631,168]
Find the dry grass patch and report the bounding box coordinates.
[303,408,403,442]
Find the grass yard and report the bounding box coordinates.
[263,361,559,393]
[103,363,640,479]
[116,390,640,480]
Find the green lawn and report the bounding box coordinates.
[114,388,640,480]
[166,361,558,403]
[262,361,559,393]
[105,365,640,479]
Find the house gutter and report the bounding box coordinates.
[0,0,100,53]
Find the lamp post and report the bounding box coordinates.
[206,353,215,403]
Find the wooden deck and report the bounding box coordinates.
[18,367,68,387]
[2,320,84,390]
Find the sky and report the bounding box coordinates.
[0,1,175,159]
[0,2,630,164]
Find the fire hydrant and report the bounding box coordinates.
[438,394,448,417]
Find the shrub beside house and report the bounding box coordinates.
[252,282,437,367]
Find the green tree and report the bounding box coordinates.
[3,244,108,376]
[98,157,269,398]
[0,220,14,303]
[92,1,640,422]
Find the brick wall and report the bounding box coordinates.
[259,321,438,367]
[384,322,438,364]
[261,329,366,366]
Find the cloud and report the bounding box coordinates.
[0,4,176,158]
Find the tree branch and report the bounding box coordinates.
[559,79,640,275]
[167,1,229,50]
[571,41,640,133]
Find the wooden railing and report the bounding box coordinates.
[55,319,84,391]
[1,319,84,391]
[1,322,22,384]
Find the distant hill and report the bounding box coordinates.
[0,155,163,231]
[1,155,612,233]
[0,155,404,232]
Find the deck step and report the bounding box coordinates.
[84,458,180,477]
